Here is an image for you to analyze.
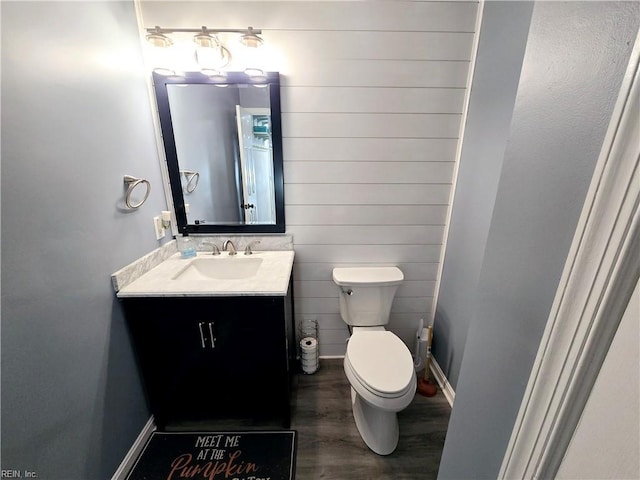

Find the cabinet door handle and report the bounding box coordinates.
[208,322,216,349]
[198,322,207,349]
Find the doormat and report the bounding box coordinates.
[126,430,296,480]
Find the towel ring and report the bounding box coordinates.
[124,175,151,209]
[181,170,200,194]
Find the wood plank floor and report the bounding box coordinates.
[291,359,451,480]
[166,358,451,479]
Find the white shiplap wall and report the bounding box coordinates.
[139,1,479,356]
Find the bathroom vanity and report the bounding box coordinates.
[115,248,295,431]
[114,69,293,430]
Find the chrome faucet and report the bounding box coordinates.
[200,241,220,255]
[244,240,261,255]
[223,239,237,255]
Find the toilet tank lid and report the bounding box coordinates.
[332,267,403,286]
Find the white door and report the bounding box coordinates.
[235,106,276,224]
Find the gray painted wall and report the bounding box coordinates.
[1,1,166,478]
[436,2,640,479]
[431,1,534,390]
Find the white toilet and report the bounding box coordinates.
[332,266,417,455]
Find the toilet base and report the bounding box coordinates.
[350,387,399,455]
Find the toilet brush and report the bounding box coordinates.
[417,325,438,397]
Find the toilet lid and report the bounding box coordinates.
[346,331,414,395]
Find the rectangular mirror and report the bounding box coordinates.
[153,71,285,234]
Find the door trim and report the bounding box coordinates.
[499,31,640,479]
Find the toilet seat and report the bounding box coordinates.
[346,331,415,398]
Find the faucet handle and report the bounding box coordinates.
[200,241,220,255]
[244,240,261,255]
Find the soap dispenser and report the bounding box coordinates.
[178,229,196,259]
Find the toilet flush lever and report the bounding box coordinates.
[342,288,354,296]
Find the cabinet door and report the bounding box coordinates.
[211,297,289,416]
[123,298,216,426]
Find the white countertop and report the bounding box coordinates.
[117,250,294,297]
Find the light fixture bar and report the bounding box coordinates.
[146,25,262,35]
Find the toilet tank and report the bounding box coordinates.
[332,267,403,326]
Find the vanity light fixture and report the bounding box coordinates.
[239,27,264,48]
[201,69,227,81]
[203,70,230,87]
[193,27,231,70]
[145,27,175,75]
[244,67,267,81]
[145,25,264,75]
[145,27,173,48]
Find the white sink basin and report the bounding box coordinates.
[173,256,263,280]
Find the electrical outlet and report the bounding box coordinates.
[153,215,165,240]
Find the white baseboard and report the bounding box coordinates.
[430,357,456,407]
[111,416,156,480]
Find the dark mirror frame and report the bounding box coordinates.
[152,71,285,234]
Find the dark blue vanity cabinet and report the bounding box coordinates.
[122,288,295,430]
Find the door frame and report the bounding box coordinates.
[499,31,640,479]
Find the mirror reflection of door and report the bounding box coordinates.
[235,106,276,224]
